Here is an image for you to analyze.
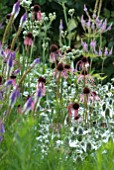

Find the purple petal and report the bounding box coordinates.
[33,58,40,64]
[20,12,27,26]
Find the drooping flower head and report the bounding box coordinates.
[32,5,42,21]
[36,77,46,98]
[77,70,94,84]
[75,56,89,71]
[80,87,91,103]
[24,32,33,46]
[68,102,80,120]
[49,44,61,63]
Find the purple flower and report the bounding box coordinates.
[36,88,42,98]
[81,15,86,28]
[11,0,20,18]
[84,4,87,12]
[23,97,34,114]
[81,41,88,52]
[11,51,16,60]
[9,87,20,108]
[99,48,102,56]
[107,23,112,31]
[33,58,40,64]
[20,12,27,27]
[0,119,5,142]
[91,23,95,30]
[104,47,108,56]
[7,53,14,68]
[109,47,113,55]
[86,18,91,29]
[5,79,13,86]
[59,19,63,31]
[96,17,102,29]
[101,19,107,32]
[36,77,46,99]
[90,40,96,50]
[0,23,4,29]
[14,68,21,75]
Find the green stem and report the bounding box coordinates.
[98,0,102,17]
[32,98,39,115]
[18,63,36,87]
[93,0,99,15]
[2,15,14,47]
[11,27,22,51]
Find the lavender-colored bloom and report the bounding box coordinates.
[92,13,96,19]
[14,68,20,75]
[0,91,3,100]
[11,0,20,18]
[3,111,7,116]
[101,19,107,32]
[37,89,42,98]
[19,13,27,27]
[0,42,4,57]
[84,4,87,12]
[9,87,20,108]
[104,47,108,56]
[0,119,5,142]
[0,23,4,29]
[59,19,63,31]
[96,17,103,29]
[11,51,16,60]
[99,48,102,56]
[23,97,34,114]
[81,15,86,28]
[107,23,112,31]
[5,79,13,86]
[33,58,40,64]
[86,18,91,29]
[109,47,113,55]
[94,49,98,55]
[91,23,95,30]
[7,54,14,68]
[90,40,96,49]
[81,41,88,52]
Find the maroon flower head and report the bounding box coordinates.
[81,70,88,75]
[75,115,80,120]
[72,102,80,110]
[33,5,40,12]
[83,87,90,94]
[6,14,11,20]
[0,76,2,85]
[92,91,96,95]
[38,77,46,84]
[81,56,88,63]
[10,75,16,79]
[64,64,71,69]
[27,32,33,39]
[50,44,58,52]
[56,63,64,71]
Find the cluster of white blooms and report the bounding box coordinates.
[68,9,75,17]
[20,0,32,9]
[23,10,56,38]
